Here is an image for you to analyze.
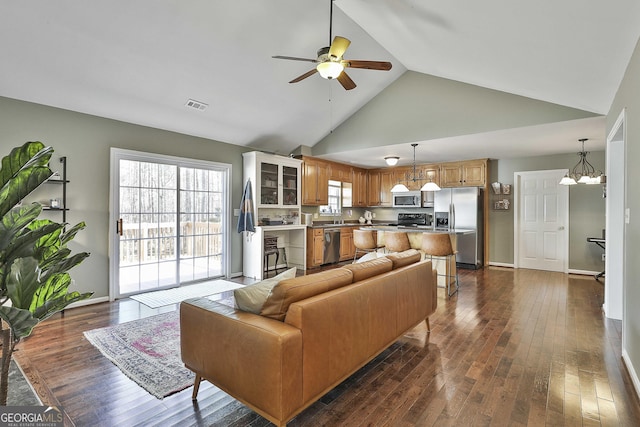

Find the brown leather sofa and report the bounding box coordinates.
[180,249,437,426]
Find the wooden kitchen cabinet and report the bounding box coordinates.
[379,169,395,206]
[352,168,368,207]
[306,228,325,268]
[367,170,381,206]
[440,160,486,187]
[339,227,355,261]
[330,163,352,183]
[302,157,330,205]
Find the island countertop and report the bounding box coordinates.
[360,225,475,235]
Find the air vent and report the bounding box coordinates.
[185,99,208,111]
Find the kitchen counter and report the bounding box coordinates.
[361,225,475,235]
[308,222,390,229]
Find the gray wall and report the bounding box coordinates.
[313,71,599,156]
[489,153,606,271]
[0,96,250,300]
[607,37,640,390]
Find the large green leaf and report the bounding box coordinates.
[39,252,89,282]
[32,291,92,322]
[60,221,86,246]
[0,142,51,188]
[1,222,62,276]
[0,204,42,253]
[0,305,39,339]
[6,257,41,310]
[0,167,53,218]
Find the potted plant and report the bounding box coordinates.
[0,141,92,405]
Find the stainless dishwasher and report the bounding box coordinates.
[323,228,341,264]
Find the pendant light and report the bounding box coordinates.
[559,138,604,185]
[390,144,441,192]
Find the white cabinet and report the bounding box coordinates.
[243,151,302,210]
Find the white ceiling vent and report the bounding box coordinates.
[185,99,208,111]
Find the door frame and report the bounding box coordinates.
[604,108,626,321]
[513,169,569,273]
[108,148,232,301]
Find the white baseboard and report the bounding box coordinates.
[622,348,640,398]
[66,296,109,309]
[568,269,599,276]
[488,262,514,268]
[229,271,243,278]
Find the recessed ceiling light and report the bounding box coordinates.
[185,99,208,111]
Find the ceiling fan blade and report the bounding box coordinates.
[272,55,318,63]
[343,60,393,71]
[337,71,356,90]
[328,36,351,59]
[289,69,318,84]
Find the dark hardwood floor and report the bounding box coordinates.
[14,267,640,426]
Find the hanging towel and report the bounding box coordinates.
[237,179,256,234]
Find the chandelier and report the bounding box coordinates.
[559,138,604,185]
[390,144,441,192]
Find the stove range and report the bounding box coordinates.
[397,212,433,228]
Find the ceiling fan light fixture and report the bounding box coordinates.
[385,156,399,166]
[317,61,344,79]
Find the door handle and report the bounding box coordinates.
[117,218,123,236]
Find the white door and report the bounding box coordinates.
[515,170,569,272]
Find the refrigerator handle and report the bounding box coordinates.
[450,203,455,230]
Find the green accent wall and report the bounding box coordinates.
[0,96,251,300]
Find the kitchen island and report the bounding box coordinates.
[361,225,475,289]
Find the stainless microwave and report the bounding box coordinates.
[392,191,422,208]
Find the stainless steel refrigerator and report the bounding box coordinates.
[433,187,483,269]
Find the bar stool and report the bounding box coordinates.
[422,233,458,297]
[353,229,384,261]
[264,235,280,277]
[384,231,411,253]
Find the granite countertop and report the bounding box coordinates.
[308,221,394,229]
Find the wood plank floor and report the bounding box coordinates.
[14,267,640,426]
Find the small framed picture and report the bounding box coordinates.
[491,182,502,195]
[502,184,511,195]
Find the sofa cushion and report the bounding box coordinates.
[234,267,297,314]
[342,257,393,282]
[260,268,354,321]
[386,249,422,269]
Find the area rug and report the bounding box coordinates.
[8,359,41,405]
[84,310,192,399]
[130,279,244,308]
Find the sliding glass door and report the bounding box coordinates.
[110,149,230,299]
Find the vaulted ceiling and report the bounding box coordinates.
[2,1,639,166]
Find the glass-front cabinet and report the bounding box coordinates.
[243,151,302,212]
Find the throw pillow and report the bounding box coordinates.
[355,251,384,263]
[234,267,297,314]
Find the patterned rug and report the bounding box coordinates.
[9,359,41,405]
[84,297,234,399]
[130,280,244,308]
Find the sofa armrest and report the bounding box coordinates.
[180,298,303,422]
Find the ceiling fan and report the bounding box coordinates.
[272,0,392,90]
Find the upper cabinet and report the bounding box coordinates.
[440,160,487,187]
[301,157,330,206]
[352,168,368,207]
[243,151,302,209]
[367,170,381,206]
